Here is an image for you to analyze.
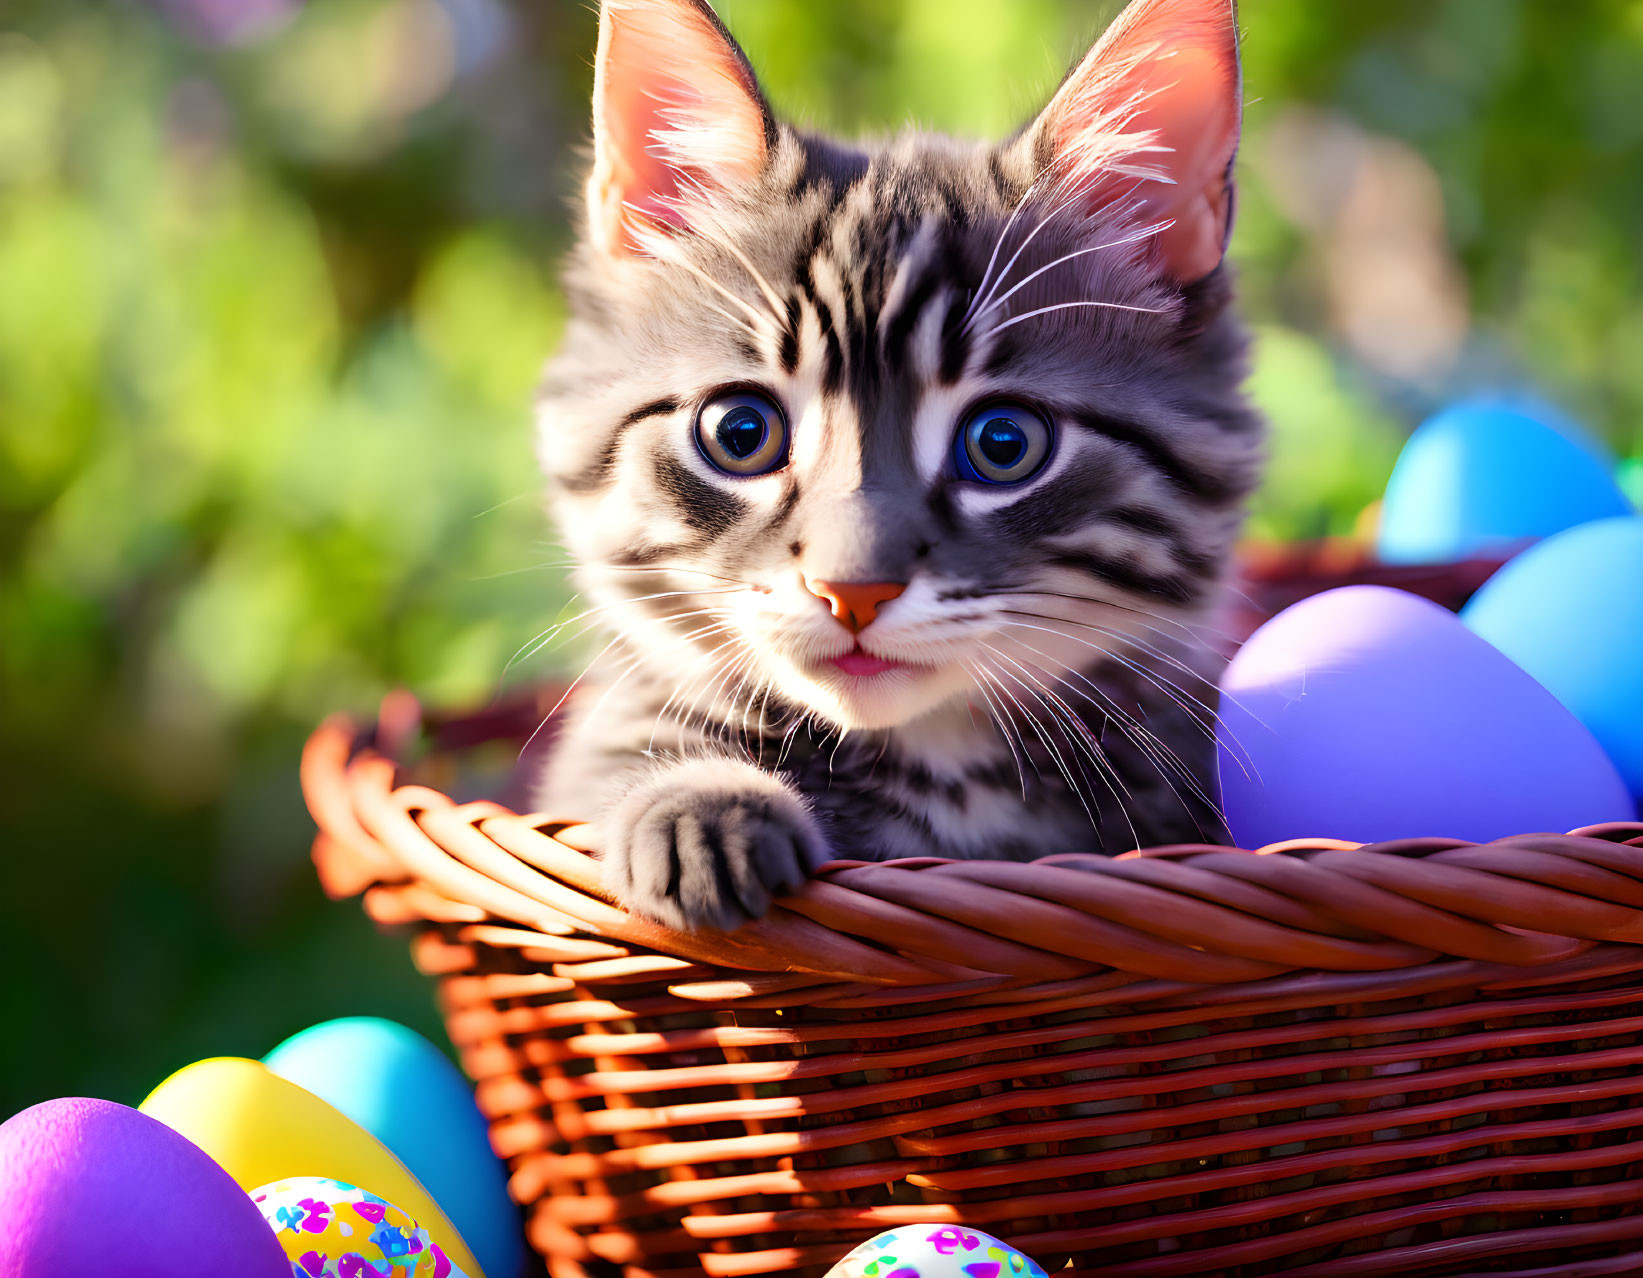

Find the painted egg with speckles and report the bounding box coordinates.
[823,1225,1048,1278]
[252,1176,473,1278]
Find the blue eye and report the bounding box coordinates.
[954,401,1053,484]
[696,390,789,476]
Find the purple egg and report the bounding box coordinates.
[0,1097,290,1278]
[1216,585,1633,847]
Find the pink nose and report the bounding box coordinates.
[806,580,906,634]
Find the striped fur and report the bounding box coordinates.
[535,0,1263,931]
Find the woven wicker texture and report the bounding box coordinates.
[304,707,1643,1277]
[303,550,1643,1276]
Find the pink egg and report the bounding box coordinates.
[0,1097,290,1278]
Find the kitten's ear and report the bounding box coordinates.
[587,0,775,257]
[1027,0,1241,283]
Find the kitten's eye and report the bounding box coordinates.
[696,390,789,476]
[954,401,1053,484]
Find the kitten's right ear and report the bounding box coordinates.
[1024,0,1241,284]
[587,0,775,257]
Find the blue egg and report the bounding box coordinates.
[1472,391,1613,464]
[1377,398,1631,565]
[1217,586,1633,848]
[1463,515,1643,802]
[265,1018,523,1278]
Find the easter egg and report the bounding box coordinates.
[0,1097,289,1278]
[1462,515,1643,802]
[1467,391,1613,463]
[825,1225,1048,1278]
[139,1057,485,1277]
[1376,398,1631,565]
[1216,585,1633,847]
[266,1017,523,1278]
[253,1175,474,1277]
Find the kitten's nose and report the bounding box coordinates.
[807,580,906,634]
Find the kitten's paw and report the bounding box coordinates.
[602,759,830,932]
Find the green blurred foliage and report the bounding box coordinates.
[1,0,1640,1114]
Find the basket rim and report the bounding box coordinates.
[302,707,1643,990]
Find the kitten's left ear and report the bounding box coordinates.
[1025,0,1241,283]
[587,0,776,257]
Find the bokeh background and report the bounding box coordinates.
[3,0,1642,1116]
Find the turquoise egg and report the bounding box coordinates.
[1463,515,1643,803]
[1377,398,1631,565]
[265,1018,523,1278]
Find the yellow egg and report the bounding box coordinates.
[140,1058,485,1277]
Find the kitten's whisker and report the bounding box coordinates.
[649,652,734,757]
[700,226,789,323]
[975,655,1106,838]
[599,564,754,587]
[996,625,1205,780]
[576,619,736,762]
[471,561,577,582]
[519,603,736,688]
[995,609,1259,794]
[966,174,1046,324]
[1043,609,1270,751]
[505,601,580,673]
[994,588,1234,643]
[727,651,770,745]
[963,220,1171,334]
[647,626,743,753]
[1089,623,1265,729]
[775,711,814,770]
[988,298,1167,336]
[746,667,779,761]
[985,641,1125,794]
[675,639,758,749]
[1003,613,1255,782]
[700,298,766,341]
[515,632,625,763]
[996,628,1223,824]
[965,177,1093,325]
[959,659,1035,800]
[982,640,1140,815]
[638,231,768,334]
[999,612,1223,724]
[569,646,655,738]
[1045,617,1262,783]
[468,489,538,520]
[1002,605,1229,699]
[510,589,743,674]
[697,642,753,735]
[709,649,766,752]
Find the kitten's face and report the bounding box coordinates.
[539,0,1261,735]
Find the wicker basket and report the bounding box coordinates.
[302,550,1643,1278]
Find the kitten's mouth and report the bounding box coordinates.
[831,647,906,678]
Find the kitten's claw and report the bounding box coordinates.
[602,759,831,932]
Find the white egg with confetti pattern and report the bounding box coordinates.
[824,1225,1048,1278]
[252,1177,474,1278]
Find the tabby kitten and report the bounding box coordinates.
[535,0,1262,931]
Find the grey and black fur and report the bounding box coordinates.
[535,0,1263,930]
